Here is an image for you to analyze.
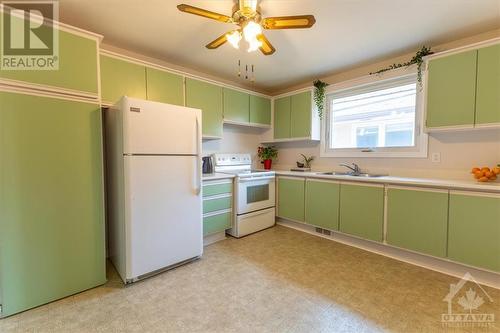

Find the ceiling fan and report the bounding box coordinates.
[177,0,316,55]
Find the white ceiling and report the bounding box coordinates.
[58,0,500,93]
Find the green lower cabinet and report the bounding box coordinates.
[203,182,232,197]
[426,50,477,128]
[223,88,249,123]
[387,187,448,257]
[278,177,305,222]
[290,91,312,138]
[274,96,291,139]
[203,212,232,236]
[203,196,232,214]
[250,95,271,125]
[475,44,500,125]
[146,67,183,106]
[305,179,340,230]
[0,92,106,317]
[100,55,147,104]
[0,15,99,94]
[448,192,500,272]
[339,183,384,242]
[185,78,223,137]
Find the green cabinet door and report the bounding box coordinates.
[290,91,312,138]
[448,192,500,272]
[146,67,183,106]
[426,50,477,128]
[0,92,106,317]
[0,20,98,94]
[185,78,223,137]
[100,55,147,104]
[387,187,448,257]
[339,183,384,242]
[278,177,305,222]
[274,96,291,139]
[305,179,340,230]
[475,44,500,125]
[223,88,249,123]
[250,95,271,125]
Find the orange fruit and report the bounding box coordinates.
[478,176,489,182]
[484,171,493,178]
[493,167,500,175]
[489,175,497,181]
[471,167,480,174]
[474,171,484,179]
[481,167,490,173]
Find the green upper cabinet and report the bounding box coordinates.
[223,88,249,123]
[100,55,147,104]
[291,91,312,138]
[305,179,340,230]
[0,92,106,317]
[249,95,271,125]
[277,177,305,222]
[0,25,99,95]
[475,44,500,125]
[448,192,500,272]
[274,96,291,139]
[185,78,223,137]
[146,67,183,106]
[387,187,449,258]
[426,50,477,128]
[339,183,384,242]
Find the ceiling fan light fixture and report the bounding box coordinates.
[247,38,262,52]
[226,30,242,49]
[243,20,262,42]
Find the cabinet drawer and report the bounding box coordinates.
[203,196,232,214]
[202,182,232,197]
[203,212,231,236]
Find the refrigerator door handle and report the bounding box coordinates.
[195,116,201,195]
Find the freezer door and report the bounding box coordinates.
[124,155,202,280]
[122,97,201,155]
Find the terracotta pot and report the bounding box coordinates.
[263,159,272,170]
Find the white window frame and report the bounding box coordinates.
[320,68,428,158]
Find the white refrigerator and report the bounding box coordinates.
[105,97,203,283]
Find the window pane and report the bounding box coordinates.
[330,83,416,149]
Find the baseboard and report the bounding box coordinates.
[277,219,500,289]
[203,231,227,246]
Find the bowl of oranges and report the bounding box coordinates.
[471,165,500,182]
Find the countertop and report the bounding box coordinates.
[202,173,235,181]
[272,170,500,193]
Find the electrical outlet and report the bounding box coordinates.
[431,152,441,163]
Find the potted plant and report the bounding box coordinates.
[257,146,278,170]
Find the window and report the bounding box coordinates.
[322,73,428,158]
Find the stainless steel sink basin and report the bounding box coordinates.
[316,172,387,178]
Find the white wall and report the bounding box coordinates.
[270,129,500,180]
[202,124,266,168]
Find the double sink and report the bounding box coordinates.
[316,171,387,178]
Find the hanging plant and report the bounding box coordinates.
[313,79,329,119]
[369,46,433,86]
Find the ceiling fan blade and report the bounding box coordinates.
[261,15,316,29]
[206,33,229,49]
[177,4,233,23]
[257,34,275,55]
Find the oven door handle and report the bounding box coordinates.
[238,176,275,183]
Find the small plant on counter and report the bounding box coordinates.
[299,154,314,169]
[313,79,329,120]
[258,146,278,170]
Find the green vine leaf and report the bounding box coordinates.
[369,46,433,87]
[313,79,329,120]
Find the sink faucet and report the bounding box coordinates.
[339,163,361,175]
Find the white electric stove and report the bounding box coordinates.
[213,153,276,237]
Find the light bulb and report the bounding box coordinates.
[226,30,241,49]
[247,38,262,52]
[243,21,262,42]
